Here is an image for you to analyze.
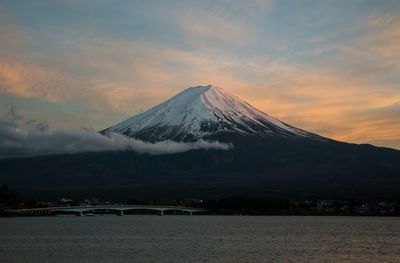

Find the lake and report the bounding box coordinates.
[0,216,399,262]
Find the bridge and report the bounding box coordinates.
[5,205,207,216]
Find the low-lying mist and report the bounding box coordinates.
[0,106,233,158]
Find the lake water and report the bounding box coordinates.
[0,216,399,262]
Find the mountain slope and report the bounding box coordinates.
[1,137,399,201]
[1,85,399,201]
[102,85,322,142]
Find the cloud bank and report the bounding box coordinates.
[0,1,399,149]
[0,106,233,158]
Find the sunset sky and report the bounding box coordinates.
[0,0,399,149]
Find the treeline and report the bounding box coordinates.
[0,185,43,211]
[0,185,23,208]
[2,186,400,216]
[201,197,291,215]
[101,196,400,216]
[198,197,400,216]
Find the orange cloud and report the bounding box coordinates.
[0,8,399,149]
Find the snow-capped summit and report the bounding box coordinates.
[102,85,322,141]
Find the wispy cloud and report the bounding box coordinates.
[0,1,399,149]
[0,106,232,158]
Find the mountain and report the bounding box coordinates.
[1,85,400,201]
[102,85,322,142]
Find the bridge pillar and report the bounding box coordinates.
[119,210,124,216]
[188,211,193,216]
[159,210,164,216]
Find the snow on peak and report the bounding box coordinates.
[103,85,320,141]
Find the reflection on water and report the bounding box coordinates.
[0,216,399,262]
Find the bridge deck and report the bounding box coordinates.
[5,205,206,216]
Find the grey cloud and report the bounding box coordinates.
[358,102,400,120]
[0,107,233,158]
